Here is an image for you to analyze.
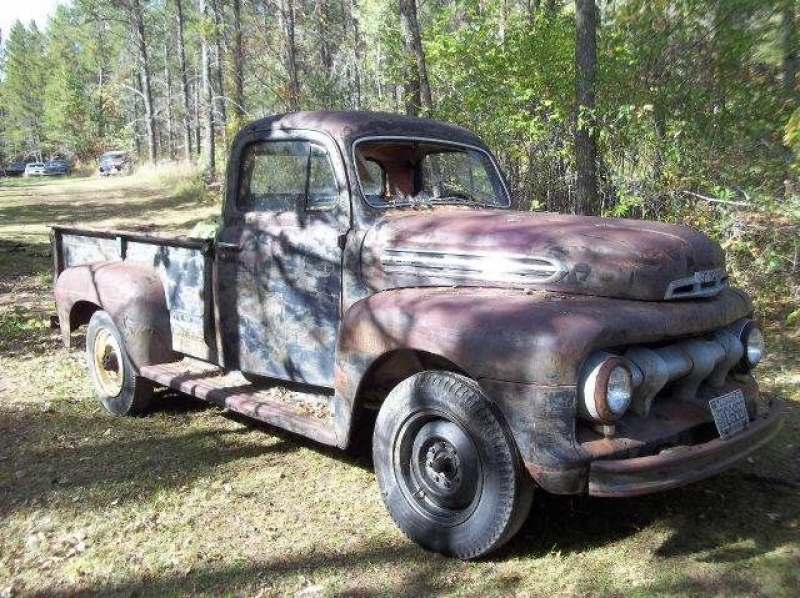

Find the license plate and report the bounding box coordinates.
[709,390,749,439]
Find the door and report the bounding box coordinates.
[215,130,349,387]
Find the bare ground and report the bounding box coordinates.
[0,172,798,597]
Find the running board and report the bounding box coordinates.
[140,359,339,447]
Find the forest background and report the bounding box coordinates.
[0,0,798,324]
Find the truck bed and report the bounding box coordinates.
[52,225,216,361]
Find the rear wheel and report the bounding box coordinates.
[373,371,533,559]
[86,310,153,415]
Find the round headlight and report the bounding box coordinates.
[579,354,634,423]
[740,324,764,370]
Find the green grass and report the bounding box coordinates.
[0,173,798,597]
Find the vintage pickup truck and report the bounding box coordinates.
[52,111,782,559]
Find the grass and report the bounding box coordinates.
[0,171,798,597]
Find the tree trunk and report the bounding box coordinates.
[98,65,105,141]
[132,0,157,164]
[278,0,301,111]
[342,0,362,108]
[175,0,192,160]
[194,62,201,157]
[200,0,215,175]
[95,19,109,143]
[132,70,143,158]
[783,0,798,97]
[164,43,174,161]
[316,3,333,71]
[574,0,598,214]
[397,0,432,116]
[211,0,228,141]
[232,0,245,121]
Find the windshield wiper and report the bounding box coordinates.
[429,195,495,208]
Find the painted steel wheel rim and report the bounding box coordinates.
[92,328,124,397]
[392,410,484,526]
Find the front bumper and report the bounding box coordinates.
[587,398,783,497]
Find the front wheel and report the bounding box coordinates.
[373,371,533,559]
[86,310,153,415]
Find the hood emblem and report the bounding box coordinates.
[664,268,728,300]
[381,248,568,286]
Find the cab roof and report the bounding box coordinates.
[238,110,488,150]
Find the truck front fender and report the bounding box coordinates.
[333,286,753,448]
[54,262,175,369]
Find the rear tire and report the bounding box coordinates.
[373,371,533,559]
[86,310,153,416]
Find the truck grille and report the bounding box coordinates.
[624,320,745,416]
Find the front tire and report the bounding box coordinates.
[86,310,153,415]
[373,371,533,559]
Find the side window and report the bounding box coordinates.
[307,144,338,211]
[239,140,338,212]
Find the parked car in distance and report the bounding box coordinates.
[5,162,27,177]
[24,162,47,177]
[98,151,130,176]
[45,159,70,175]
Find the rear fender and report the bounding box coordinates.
[54,262,174,369]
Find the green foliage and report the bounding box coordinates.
[0,0,797,321]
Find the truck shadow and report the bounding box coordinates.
[2,386,796,597]
[496,391,799,564]
[0,405,300,519]
[147,381,799,567]
[147,378,800,565]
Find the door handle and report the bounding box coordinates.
[216,241,242,252]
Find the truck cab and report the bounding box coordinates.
[53,111,782,559]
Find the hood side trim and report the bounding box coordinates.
[381,247,569,286]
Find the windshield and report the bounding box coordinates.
[354,138,510,208]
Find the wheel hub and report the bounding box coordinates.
[425,441,460,489]
[92,329,124,397]
[407,419,481,513]
[102,352,119,372]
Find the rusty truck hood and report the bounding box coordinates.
[361,209,727,301]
